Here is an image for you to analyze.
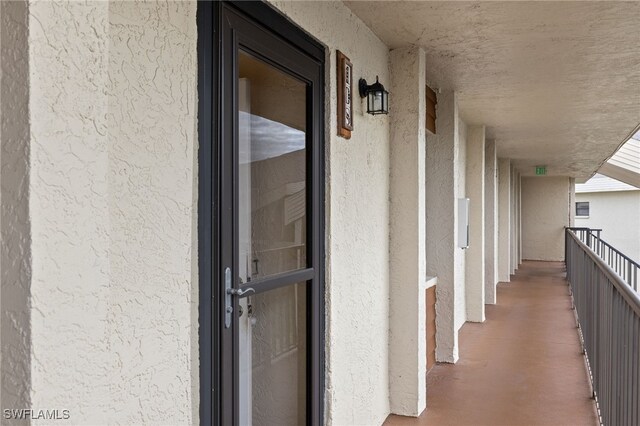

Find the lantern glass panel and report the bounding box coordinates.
[373,91,383,112]
[382,91,388,114]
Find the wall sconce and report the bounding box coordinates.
[359,76,389,115]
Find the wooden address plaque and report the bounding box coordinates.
[337,50,353,139]
[426,84,437,134]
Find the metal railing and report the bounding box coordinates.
[568,227,639,293]
[565,228,640,426]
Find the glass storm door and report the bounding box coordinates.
[214,4,324,426]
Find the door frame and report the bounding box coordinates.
[197,2,326,425]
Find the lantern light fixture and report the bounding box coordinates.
[358,76,389,115]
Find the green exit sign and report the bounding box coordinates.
[535,166,546,176]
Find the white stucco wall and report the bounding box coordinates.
[29,2,112,421]
[575,191,640,263]
[388,46,426,417]
[484,140,498,304]
[4,1,392,424]
[454,118,467,331]
[516,173,522,265]
[266,2,391,424]
[509,163,520,274]
[465,126,485,323]
[521,177,571,261]
[26,1,199,423]
[426,90,466,363]
[497,159,511,282]
[569,178,576,227]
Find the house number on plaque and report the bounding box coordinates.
[337,50,353,139]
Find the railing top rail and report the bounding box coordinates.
[566,226,640,269]
[597,238,640,267]
[566,229,640,316]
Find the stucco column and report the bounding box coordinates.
[11,2,200,423]
[569,178,576,227]
[388,46,427,416]
[27,1,114,420]
[465,126,485,322]
[484,140,498,304]
[426,90,462,363]
[498,159,511,282]
[510,166,517,275]
[1,0,32,414]
[516,173,522,269]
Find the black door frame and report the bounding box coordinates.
[197,2,326,425]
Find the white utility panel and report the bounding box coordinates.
[458,198,470,249]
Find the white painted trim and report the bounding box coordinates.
[425,276,438,289]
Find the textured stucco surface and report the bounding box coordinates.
[510,168,519,274]
[388,46,426,417]
[515,173,522,269]
[1,0,31,415]
[465,126,484,322]
[569,178,576,227]
[575,191,640,263]
[344,1,640,180]
[266,2,391,424]
[107,2,198,423]
[498,159,511,282]
[28,3,111,421]
[10,1,392,423]
[426,91,463,363]
[0,0,579,423]
[484,140,498,304]
[26,1,198,423]
[454,118,467,332]
[522,177,571,261]
[517,174,522,265]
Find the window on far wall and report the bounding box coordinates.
[576,201,590,217]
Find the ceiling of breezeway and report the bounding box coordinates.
[344,1,640,181]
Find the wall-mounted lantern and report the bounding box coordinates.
[359,76,389,115]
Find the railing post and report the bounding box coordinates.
[565,228,568,271]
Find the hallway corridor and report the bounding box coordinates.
[386,261,599,426]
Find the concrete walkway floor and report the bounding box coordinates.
[385,261,598,426]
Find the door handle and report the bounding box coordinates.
[227,287,256,297]
[224,267,233,328]
[224,267,256,329]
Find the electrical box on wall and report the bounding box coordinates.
[458,198,470,249]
